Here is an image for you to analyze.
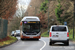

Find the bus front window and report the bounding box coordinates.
[23,25,30,32]
[23,24,40,32]
[31,25,40,32]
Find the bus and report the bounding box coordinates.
[20,16,41,40]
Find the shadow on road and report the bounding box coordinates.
[50,42,75,46]
[50,42,70,46]
[21,39,40,41]
[51,44,69,46]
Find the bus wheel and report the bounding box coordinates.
[21,38,24,40]
[36,39,39,41]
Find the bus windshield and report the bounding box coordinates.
[23,24,40,32]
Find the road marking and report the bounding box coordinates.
[40,40,46,50]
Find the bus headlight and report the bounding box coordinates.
[37,32,41,36]
[22,33,26,36]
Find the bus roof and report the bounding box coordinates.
[21,16,40,22]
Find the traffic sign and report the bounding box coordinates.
[64,22,67,25]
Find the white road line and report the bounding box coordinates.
[40,40,46,50]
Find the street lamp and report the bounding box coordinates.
[35,7,37,16]
[48,0,50,32]
[73,1,75,39]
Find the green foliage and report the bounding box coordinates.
[44,0,49,3]
[40,0,48,13]
[57,0,60,3]
[41,31,49,37]
[55,0,63,23]
[62,12,72,25]
[9,36,17,40]
[69,29,75,41]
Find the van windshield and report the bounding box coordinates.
[52,27,67,31]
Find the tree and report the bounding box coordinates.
[40,0,48,13]
[8,17,22,35]
[37,11,47,29]
[55,0,63,23]
[0,0,17,20]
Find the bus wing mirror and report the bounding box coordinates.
[20,22,22,26]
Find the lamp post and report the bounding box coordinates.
[73,1,75,39]
[27,12,28,16]
[48,0,50,32]
[34,7,37,16]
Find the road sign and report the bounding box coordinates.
[64,22,67,25]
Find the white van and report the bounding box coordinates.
[49,25,69,45]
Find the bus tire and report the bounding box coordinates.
[36,39,39,41]
[21,38,24,40]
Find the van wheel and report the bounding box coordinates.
[64,41,69,46]
[49,42,52,45]
[66,41,69,46]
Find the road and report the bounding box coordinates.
[0,37,75,50]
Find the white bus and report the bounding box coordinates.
[20,16,41,40]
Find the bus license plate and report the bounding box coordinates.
[30,36,33,38]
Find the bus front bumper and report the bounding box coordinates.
[21,35,41,39]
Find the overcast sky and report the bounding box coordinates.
[15,0,31,17]
[18,0,31,5]
[17,0,31,10]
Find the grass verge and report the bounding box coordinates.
[0,36,17,47]
[69,29,75,41]
[41,31,49,37]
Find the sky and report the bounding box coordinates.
[17,0,31,9]
[15,0,31,17]
[18,0,31,5]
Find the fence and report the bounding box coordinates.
[0,19,8,39]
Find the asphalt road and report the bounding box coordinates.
[0,37,75,50]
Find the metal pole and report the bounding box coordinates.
[73,1,75,39]
[48,0,50,33]
[26,12,28,16]
[35,7,36,16]
[0,16,3,39]
[0,19,1,39]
